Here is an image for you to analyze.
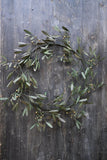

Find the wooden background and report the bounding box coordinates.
[0,0,107,159]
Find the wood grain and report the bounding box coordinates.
[0,0,107,160]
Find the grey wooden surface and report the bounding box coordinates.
[0,0,107,160]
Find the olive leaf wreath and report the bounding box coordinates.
[0,26,104,130]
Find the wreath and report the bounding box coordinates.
[0,26,104,130]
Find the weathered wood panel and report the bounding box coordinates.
[0,0,107,160]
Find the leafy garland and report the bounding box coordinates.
[0,26,104,130]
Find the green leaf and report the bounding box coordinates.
[57,116,66,123]
[24,29,32,35]
[24,59,30,64]
[18,42,27,47]
[79,98,87,102]
[14,49,22,54]
[48,36,55,41]
[52,35,60,38]
[62,26,69,32]
[82,87,88,94]
[64,48,71,54]
[42,30,49,36]
[70,83,74,91]
[83,51,89,56]
[77,111,86,118]
[31,60,35,66]
[46,122,53,128]
[85,67,90,76]
[18,59,25,65]
[77,86,81,93]
[26,82,31,87]
[21,73,27,81]
[89,46,92,54]
[98,82,104,88]
[12,103,18,111]
[59,101,65,106]
[7,80,13,88]
[12,94,17,101]
[22,108,28,116]
[81,72,86,79]
[30,77,37,87]
[52,114,56,122]
[42,55,46,60]
[29,95,38,100]
[43,39,54,43]
[76,96,80,104]
[26,59,32,67]
[7,72,14,80]
[40,45,48,50]
[74,53,81,59]
[49,110,59,113]
[37,41,45,45]
[34,61,40,72]
[53,26,60,32]
[30,123,36,130]
[23,74,28,82]
[22,53,30,59]
[44,50,52,55]
[0,97,8,101]
[28,103,33,110]
[8,62,12,68]
[36,94,47,99]
[92,48,96,57]
[76,120,81,129]
[1,55,7,64]
[65,108,70,111]
[13,77,21,84]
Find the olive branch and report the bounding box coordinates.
[0,26,104,130]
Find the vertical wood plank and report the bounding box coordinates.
[98,1,107,159]
[0,0,2,158]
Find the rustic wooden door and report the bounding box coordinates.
[0,0,107,160]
